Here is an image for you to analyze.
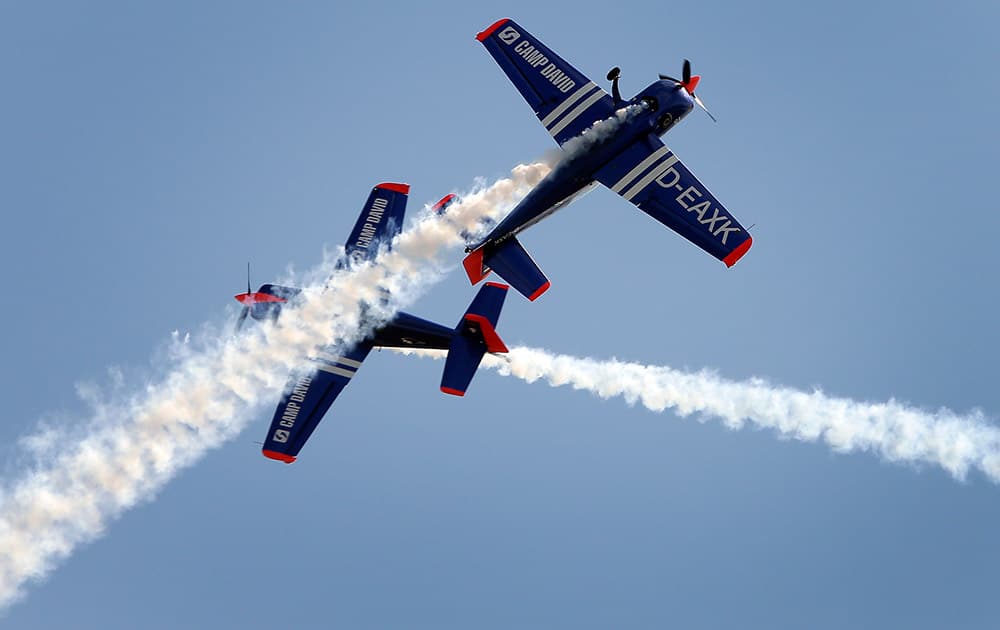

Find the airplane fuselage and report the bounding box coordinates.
[475,80,696,249]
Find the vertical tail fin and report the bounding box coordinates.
[440,283,509,396]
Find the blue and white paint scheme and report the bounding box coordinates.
[234,183,510,463]
[466,18,753,301]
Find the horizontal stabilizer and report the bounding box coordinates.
[463,245,493,284]
[484,237,550,301]
[440,283,509,396]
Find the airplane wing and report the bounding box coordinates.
[261,341,374,463]
[259,312,455,463]
[476,18,616,146]
[343,183,409,264]
[593,134,753,266]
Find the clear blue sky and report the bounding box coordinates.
[2,1,999,628]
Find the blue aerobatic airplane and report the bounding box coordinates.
[464,18,753,301]
[235,183,510,463]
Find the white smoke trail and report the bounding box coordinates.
[0,103,698,608]
[0,161,551,609]
[556,102,648,159]
[398,347,1000,483]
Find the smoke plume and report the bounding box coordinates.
[399,347,1000,483]
[0,161,551,609]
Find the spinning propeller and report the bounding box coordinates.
[659,59,716,122]
[234,262,251,332]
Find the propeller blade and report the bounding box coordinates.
[247,261,252,294]
[683,59,691,84]
[235,306,249,333]
[692,93,717,122]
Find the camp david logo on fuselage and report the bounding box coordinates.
[498,26,520,45]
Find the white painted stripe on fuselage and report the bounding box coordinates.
[548,89,607,137]
[315,363,356,379]
[610,145,673,193]
[622,155,680,201]
[541,82,598,128]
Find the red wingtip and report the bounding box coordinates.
[476,18,510,41]
[462,247,492,284]
[723,235,753,268]
[376,182,410,194]
[441,386,466,397]
[527,280,551,302]
[262,450,296,464]
[234,292,287,305]
[484,282,509,291]
[683,75,701,94]
[432,193,457,213]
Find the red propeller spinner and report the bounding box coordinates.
[660,59,716,122]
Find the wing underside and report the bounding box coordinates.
[477,18,615,146]
[259,313,457,463]
[343,183,409,265]
[594,135,753,266]
[261,342,373,463]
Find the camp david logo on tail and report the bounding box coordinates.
[274,429,290,443]
[498,26,520,45]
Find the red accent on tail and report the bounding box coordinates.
[527,280,551,302]
[476,18,510,41]
[462,247,492,284]
[234,292,287,305]
[723,235,753,268]
[464,314,508,353]
[262,450,296,464]
[441,386,467,397]
[432,193,457,213]
[683,75,701,94]
[376,182,409,194]
[484,282,509,291]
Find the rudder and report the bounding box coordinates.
[440,283,509,396]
